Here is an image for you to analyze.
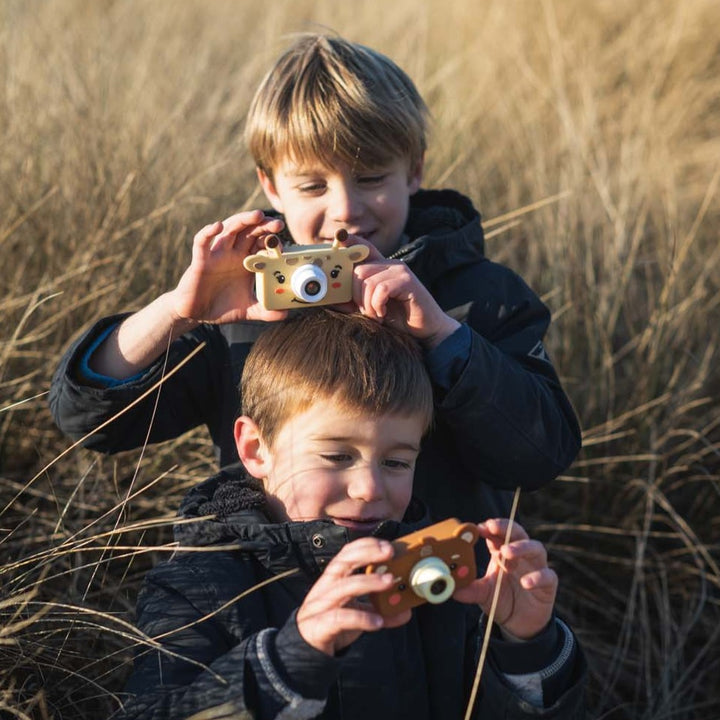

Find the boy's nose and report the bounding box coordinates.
[347,465,385,502]
[328,184,363,223]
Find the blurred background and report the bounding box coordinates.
[1,0,719,717]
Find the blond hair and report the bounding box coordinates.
[241,309,434,447]
[245,33,428,178]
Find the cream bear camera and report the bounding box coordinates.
[243,230,370,311]
[366,518,480,617]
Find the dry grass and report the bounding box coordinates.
[1,0,719,717]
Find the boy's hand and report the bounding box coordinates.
[170,210,288,324]
[453,519,557,641]
[296,537,411,656]
[339,234,460,349]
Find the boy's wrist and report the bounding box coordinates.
[163,291,202,332]
[498,619,551,643]
[490,615,561,671]
[420,316,461,350]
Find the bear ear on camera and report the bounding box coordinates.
[454,523,480,544]
[244,257,267,272]
[345,245,370,264]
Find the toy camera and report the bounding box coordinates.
[366,518,480,616]
[243,229,370,310]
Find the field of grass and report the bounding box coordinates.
[1,0,719,717]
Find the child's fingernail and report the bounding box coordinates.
[382,573,394,583]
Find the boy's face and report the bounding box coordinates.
[257,156,423,257]
[235,398,424,534]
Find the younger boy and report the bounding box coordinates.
[118,310,585,720]
[49,33,581,523]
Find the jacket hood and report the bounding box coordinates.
[394,189,485,288]
[174,464,428,578]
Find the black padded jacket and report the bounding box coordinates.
[116,466,586,720]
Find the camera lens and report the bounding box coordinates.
[291,265,328,303]
[430,579,447,596]
[304,280,321,296]
[409,557,455,604]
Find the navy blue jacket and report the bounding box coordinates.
[48,189,581,521]
[117,466,586,720]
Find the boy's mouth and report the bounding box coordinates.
[331,516,384,532]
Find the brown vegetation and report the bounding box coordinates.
[1,0,719,717]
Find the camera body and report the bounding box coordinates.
[243,233,369,311]
[366,518,480,616]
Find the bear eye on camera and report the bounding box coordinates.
[330,266,342,279]
[273,271,286,284]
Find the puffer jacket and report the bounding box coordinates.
[116,466,586,720]
[48,189,582,521]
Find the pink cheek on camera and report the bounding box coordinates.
[275,288,285,294]
[388,593,403,607]
[456,565,470,579]
[331,282,341,289]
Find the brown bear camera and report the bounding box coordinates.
[366,518,480,617]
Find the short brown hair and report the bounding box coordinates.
[245,33,428,178]
[241,310,434,447]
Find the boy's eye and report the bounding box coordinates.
[298,182,326,194]
[384,459,413,470]
[321,453,352,464]
[357,174,386,186]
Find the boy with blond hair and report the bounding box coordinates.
[118,310,585,720]
[50,33,581,522]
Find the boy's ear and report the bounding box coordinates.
[256,167,284,213]
[408,154,424,195]
[234,415,270,479]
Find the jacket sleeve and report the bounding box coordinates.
[47,315,231,454]
[429,260,582,491]
[116,558,338,720]
[471,617,587,719]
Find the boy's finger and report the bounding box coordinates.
[452,576,493,607]
[367,281,391,319]
[381,608,413,628]
[218,209,266,229]
[192,222,224,254]
[502,539,548,566]
[218,211,284,240]
[244,304,290,323]
[305,572,395,612]
[519,568,558,593]
[321,538,394,578]
[478,518,529,544]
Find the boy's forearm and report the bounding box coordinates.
[88,292,199,379]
